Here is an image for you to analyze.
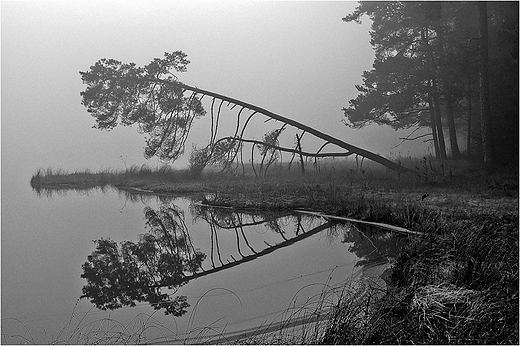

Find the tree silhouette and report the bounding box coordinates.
[80,51,412,174]
[81,204,205,316]
[80,52,205,163]
[343,1,518,163]
[343,1,450,159]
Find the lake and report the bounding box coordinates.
[2,184,402,344]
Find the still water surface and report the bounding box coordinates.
[2,186,401,344]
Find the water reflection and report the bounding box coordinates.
[341,223,401,268]
[81,204,205,316]
[31,184,112,198]
[81,198,404,317]
[31,183,179,204]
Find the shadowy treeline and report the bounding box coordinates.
[344,2,518,165]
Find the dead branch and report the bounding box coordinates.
[174,82,412,173]
[215,136,355,159]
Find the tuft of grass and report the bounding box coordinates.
[320,281,384,345]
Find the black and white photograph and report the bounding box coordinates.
[2,1,518,344]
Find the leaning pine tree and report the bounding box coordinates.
[80,51,413,175]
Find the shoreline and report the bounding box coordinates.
[29,165,519,344]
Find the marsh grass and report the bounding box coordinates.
[324,212,520,345]
[30,165,191,195]
[31,156,518,201]
[321,280,388,344]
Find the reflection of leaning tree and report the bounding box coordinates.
[81,203,333,315]
[190,205,316,266]
[81,204,205,316]
[191,204,295,237]
[80,51,412,176]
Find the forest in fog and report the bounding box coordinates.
[343,1,518,166]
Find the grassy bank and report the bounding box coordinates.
[322,213,518,344]
[31,158,518,213]
[30,158,518,344]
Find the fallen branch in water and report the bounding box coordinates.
[294,210,421,235]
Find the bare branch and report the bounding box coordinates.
[391,127,431,149]
[214,136,355,159]
[398,133,432,141]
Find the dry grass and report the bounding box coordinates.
[324,212,519,345]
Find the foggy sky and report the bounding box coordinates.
[2,0,431,180]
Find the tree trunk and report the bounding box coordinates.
[428,91,441,159]
[422,28,447,159]
[445,93,461,158]
[466,64,473,157]
[432,81,447,159]
[435,14,460,160]
[478,2,496,164]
